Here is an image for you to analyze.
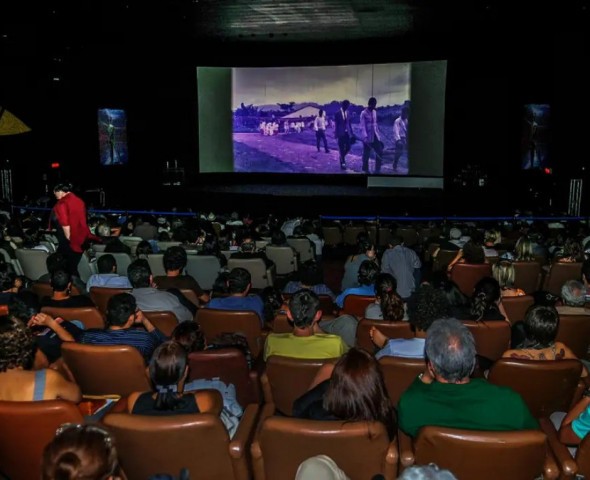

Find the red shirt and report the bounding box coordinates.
[53,192,92,253]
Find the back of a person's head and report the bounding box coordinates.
[374,273,404,321]
[407,285,451,332]
[271,229,287,246]
[95,222,111,238]
[515,235,535,261]
[492,260,516,288]
[261,286,284,323]
[163,246,187,272]
[470,277,500,320]
[324,347,395,434]
[97,254,117,274]
[42,424,121,480]
[171,321,205,353]
[127,259,152,288]
[357,260,378,286]
[136,240,153,256]
[462,241,485,264]
[0,266,15,291]
[561,279,586,307]
[425,318,476,382]
[397,464,458,480]
[289,289,320,328]
[357,237,373,255]
[149,341,188,410]
[53,182,73,194]
[523,304,559,348]
[298,260,323,286]
[582,259,590,284]
[0,315,34,371]
[50,269,71,292]
[105,293,135,327]
[46,252,68,274]
[9,294,40,322]
[227,267,251,294]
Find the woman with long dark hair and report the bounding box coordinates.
[292,347,396,439]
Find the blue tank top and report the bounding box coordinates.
[33,369,47,401]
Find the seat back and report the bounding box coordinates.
[262,355,337,416]
[556,314,590,360]
[15,248,49,280]
[185,255,221,290]
[61,342,151,396]
[142,310,178,337]
[356,319,414,353]
[197,308,263,358]
[343,226,366,246]
[95,252,133,276]
[412,426,548,480]
[501,295,534,325]
[322,226,343,247]
[77,251,97,283]
[543,262,583,296]
[512,261,542,294]
[450,263,493,297]
[264,246,297,275]
[103,412,240,480]
[89,286,133,316]
[188,348,258,406]
[145,253,166,276]
[41,306,105,329]
[0,400,84,480]
[487,358,582,418]
[287,238,315,263]
[378,227,393,247]
[342,294,375,317]
[227,258,274,289]
[30,281,55,301]
[156,241,182,251]
[252,416,397,480]
[395,227,419,247]
[576,433,590,480]
[378,356,426,406]
[462,320,511,361]
[432,249,458,272]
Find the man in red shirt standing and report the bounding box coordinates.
[52,182,94,276]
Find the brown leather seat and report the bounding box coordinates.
[102,404,259,480]
[462,320,511,361]
[575,434,590,479]
[399,426,558,480]
[0,399,84,480]
[356,318,413,353]
[556,314,590,360]
[450,263,493,297]
[197,308,265,358]
[61,342,151,397]
[41,306,105,329]
[487,358,583,478]
[179,288,200,308]
[89,286,133,316]
[543,262,583,297]
[251,413,398,480]
[513,261,543,294]
[31,281,82,300]
[342,294,374,317]
[432,249,458,272]
[188,348,260,406]
[261,355,338,416]
[488,358,583,418]
[378,356,426,407]
[501,294,534,324]
[142,310,178,337]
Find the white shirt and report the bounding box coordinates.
[314,115,327,131]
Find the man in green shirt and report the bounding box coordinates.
[398,318,538,438]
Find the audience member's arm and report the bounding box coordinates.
[28,313,75,342]
[309,362,335,390]
[558,394,590,445]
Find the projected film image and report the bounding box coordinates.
[521,104,550,170]
[232,64,411,175]
[98,108,129,166]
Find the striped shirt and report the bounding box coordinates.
[79,328,167,362]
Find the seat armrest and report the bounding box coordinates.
[266,265,276,286]
[229,403,259,460]
[384,435,399,479]
[398,429,415,468]
[539,417,578,479]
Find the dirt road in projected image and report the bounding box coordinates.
[233,131,408,175]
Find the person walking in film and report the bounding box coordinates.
[313,109,330,153]
[392,106,409,172]
[359,97,385,174]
